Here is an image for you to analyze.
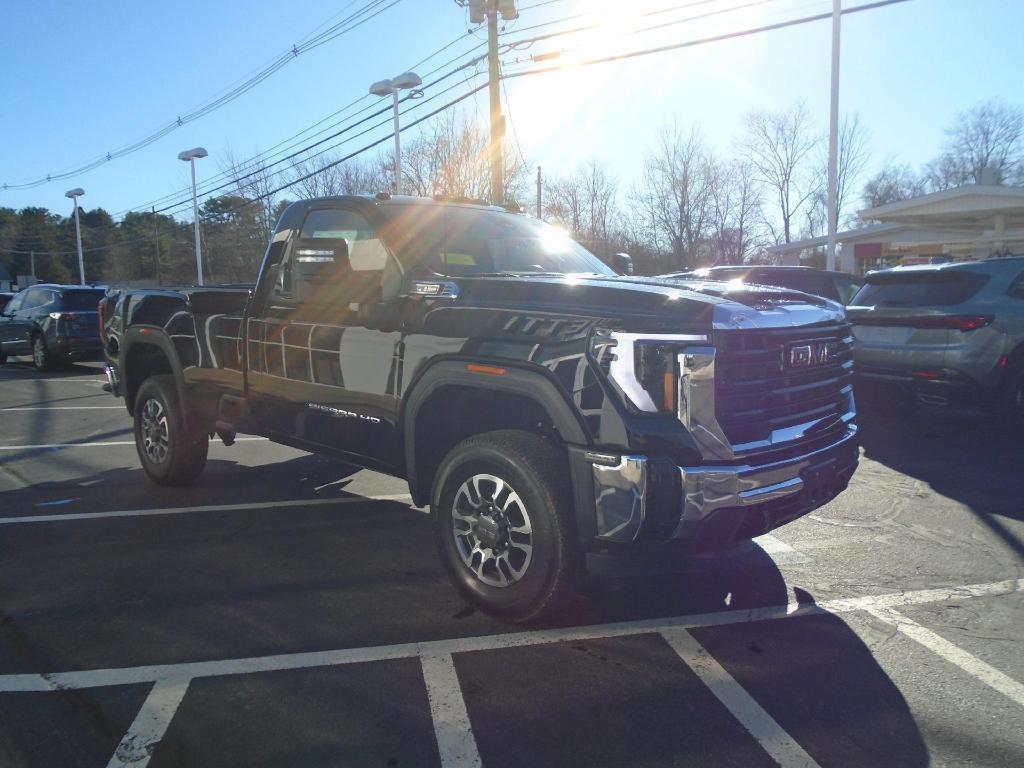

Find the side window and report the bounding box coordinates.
[5,293,25,313]
[834,275,863,304]
[1009,270,1024,299]
[22,287,49,309]
[276,208,400,306]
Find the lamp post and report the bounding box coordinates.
[64,188,85,285]
[177,147,208,285]
[369,71,422,195]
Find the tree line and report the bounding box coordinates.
[1,98,1021,285]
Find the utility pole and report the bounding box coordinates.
[487,2,505,206]
[536,166,542,219]
[152,206,163,286]
[826,0,841,272]
[30,250,35,278]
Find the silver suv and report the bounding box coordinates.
[847,257,1024,432]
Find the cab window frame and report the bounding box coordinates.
[272,205,402,308]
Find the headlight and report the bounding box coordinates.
[592,331,708,413]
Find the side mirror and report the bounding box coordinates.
[611,252,634,276]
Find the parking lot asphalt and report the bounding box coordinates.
[0,359,1022,767]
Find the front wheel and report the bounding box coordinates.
[433,430,581,623]
[133,375,209,486]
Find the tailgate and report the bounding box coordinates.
[848,308,951,374]
[847,269,990,377]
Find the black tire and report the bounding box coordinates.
[0,348,6,365]
[433,430,582,623]
[995,364,1024,437]
[32,335,57,372]
[133,375,209,486]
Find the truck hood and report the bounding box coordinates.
[453,273,845,330]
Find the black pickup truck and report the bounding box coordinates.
[102,195,858,621]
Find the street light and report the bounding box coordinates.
[369,71,422,195]
[177,147,208,285]
[64,188,86,285]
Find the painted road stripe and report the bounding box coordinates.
[1,405,125,411]
[866,607,1024,708]
[0,437,268,450]
[0,493,415,524]
[421,654,483,768]
[1,578,1019,693]
[106,677,190,768]
[662,628,820,768]
[0,376,107,383]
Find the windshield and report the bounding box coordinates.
[383,204,615,277]
[60,290,106,310]
[851,271,987,307]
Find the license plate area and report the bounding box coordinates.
[800,458,839,506]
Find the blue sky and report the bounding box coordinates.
[1,0,1021,220]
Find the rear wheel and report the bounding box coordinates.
[433,430,581,623]
[995,364,1024,436]
[133,375,208,486]
[32,335,57,371]
[0,349,6,365]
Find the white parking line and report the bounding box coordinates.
[0,493,415,524]
[0,437,267,451]
[866,607,1024,708]
[0,376,107,383]
[0,406,125,411]
[662,628,820,768]
[421,653,483,768]
[1,578,1019,693]
[105,677,190,768]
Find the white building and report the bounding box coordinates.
[771,184,1024,274]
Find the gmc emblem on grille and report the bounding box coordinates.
[785,341,837,369]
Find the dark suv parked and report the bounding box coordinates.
[664,265,863,305]
[0,284,106,370]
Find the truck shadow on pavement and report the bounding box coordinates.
[858,406,1024,559]
[0,453,934,766]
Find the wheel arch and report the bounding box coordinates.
[121,327,190,426]
[401,360,591,507]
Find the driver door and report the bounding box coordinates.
[247,204,406,470]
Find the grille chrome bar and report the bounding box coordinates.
[680,322,856,462]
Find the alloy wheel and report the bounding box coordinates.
[140,398,170,464]
[451,473,534,588]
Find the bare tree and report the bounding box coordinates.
[220,150,280,244]
[740,103,822,244]
[401,111,526,203]
[862,162,926,210]
[925,99,1024,189]
[543,159,618,249]
[287,153,392,198]
[632,120,716,269]
[709,160,762,265]
[833,114,872,229]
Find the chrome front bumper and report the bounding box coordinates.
[592,425,859,543]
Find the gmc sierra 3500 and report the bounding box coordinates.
[102,195,858,621]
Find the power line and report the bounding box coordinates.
[8,36,491,249]
[1,0,405,191]
[503,0,914,80]
[0,82,490,257]
[104,34,488,220]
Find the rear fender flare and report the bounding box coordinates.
[121,326,190,428]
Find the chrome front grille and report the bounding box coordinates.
[712,322,855,457]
